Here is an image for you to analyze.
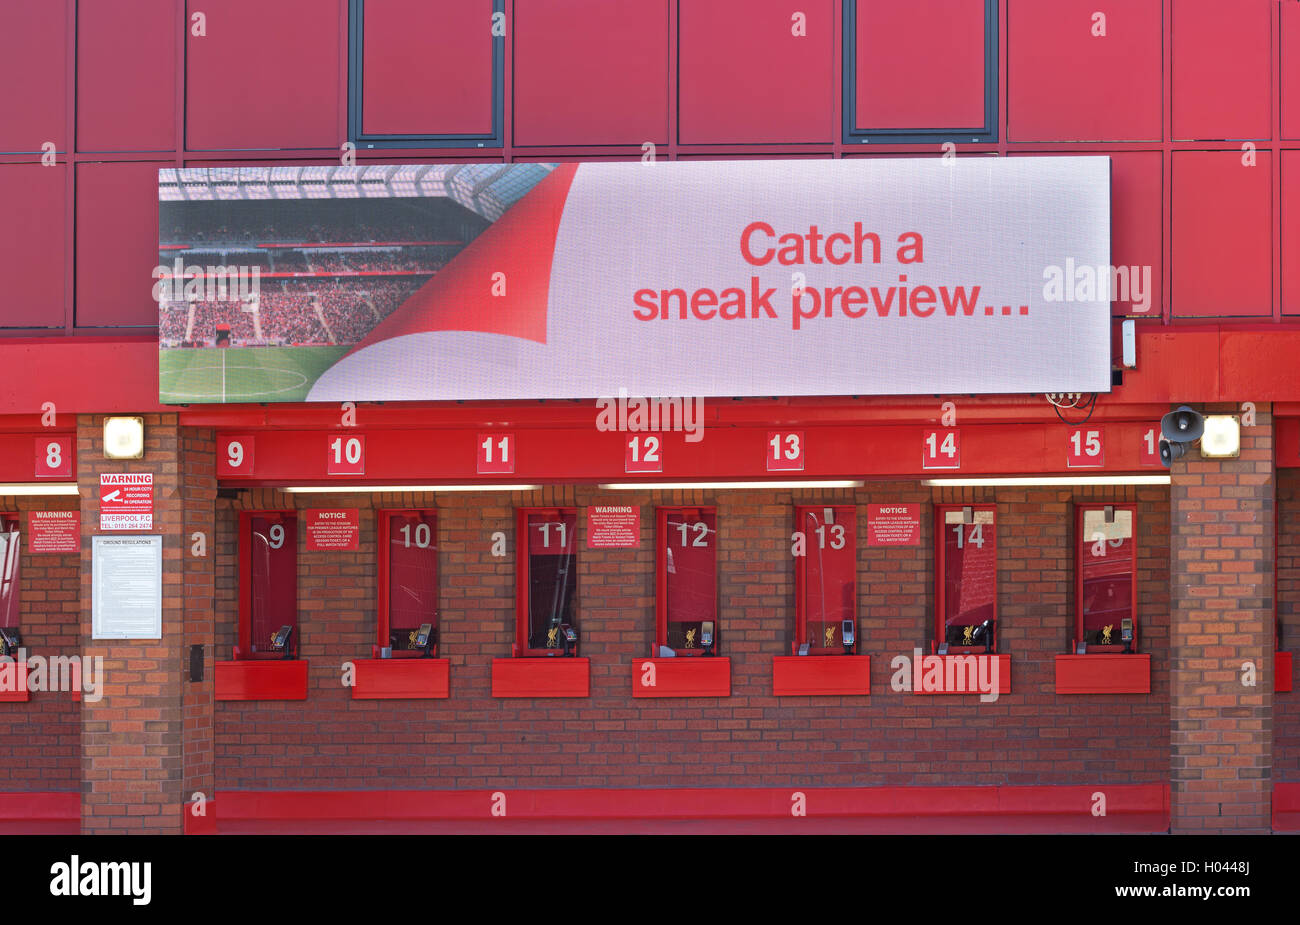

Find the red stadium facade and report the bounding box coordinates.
[0,0,1298,836]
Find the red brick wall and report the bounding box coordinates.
[214,483,1170,792]
[79,413,200,834]
[1277,468,1300,779]
[0,494,80,791]
[1169,404,1274,834]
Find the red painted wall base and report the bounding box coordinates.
[202,784,1168,834]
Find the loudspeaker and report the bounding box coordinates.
[1159,438,1188,468]
[1161,405,1203,443]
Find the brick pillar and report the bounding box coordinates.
[181,427,217,830]
[78,414,216,834]
[1169,403,1274,833]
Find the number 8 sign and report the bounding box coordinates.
[34,435,73,478]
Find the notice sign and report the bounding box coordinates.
[587,506,640,548]
[99,473,153,531]
[28,510,80,553]
[305,509,360,550]
[867,504,921,546]
[91,535,163,640]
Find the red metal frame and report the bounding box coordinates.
[376,509,438,658]
[793,504,857,654]
[933,503,997,653]
[631,655,731,698]
[772,655,871,697]
[655,506,717,655]
[1073,503,1139,653]
[514,507,578,657]
[236,510,298,660]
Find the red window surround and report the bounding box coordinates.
[1055,503,1151,695]
[377,509,438,658]
[794,505,857,655]
[0,514,26,703]
[514,508,579,657]
[655,507,718,656]
[934,504,997,653]
[236,511,299,660]
[1074,504,1138,653]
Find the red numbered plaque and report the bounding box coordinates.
[767,432,804,472]
[1139,425,1162,467]
[477,433,514,475]
[34,435,73,479]
[1066,428,1105,468]
[922,429,960,469]
[327,434,365,475]
[218,435,255,476]
[625,434,662,473]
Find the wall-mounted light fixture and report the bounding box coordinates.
[1199,415,1241,458]
[103,417,144,459]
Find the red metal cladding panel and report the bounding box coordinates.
[1054,654,1151,695]
[1171,151,1272,318]
[186,0,340,150]
[678,0,833,144]
[351,658,449,699]
[1278,651,1293,694]
[0,3,65,152]
[1008,0,1161,142]
[772,655,871,696]
[1285,152,1300,314]
[362,0,494,136]
[214,660,309,701]
[855,0,985,131]
[75,161,165,327]
[490,657,590,697]
[1285,2,1300,138]
[631,656,730,698]
[1109,153,1163,317]
[77,0,176,152]
[514,0,668,145]
[0,164,66,328]
[1172,0,1271,141]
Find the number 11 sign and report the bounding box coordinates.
[478,433,514,474]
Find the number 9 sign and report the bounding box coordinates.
[217,435,255,476]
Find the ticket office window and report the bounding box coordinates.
[380,510,438,658]
[517,509,578,656]
[936,505,997,652]
[240,512,299,660]
[657,508,718,655]
[795,506,857,654]
[1075,504,1137,652]
[0,515,20,655]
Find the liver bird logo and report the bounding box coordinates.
[546,626,559,647]
[1101,624,1113,645]
[962,625,975,646]
[685,628,697,648]
[824,625,836,647]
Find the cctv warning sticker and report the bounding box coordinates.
[99,473,154,531]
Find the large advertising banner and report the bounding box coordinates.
[157,158,1110,403]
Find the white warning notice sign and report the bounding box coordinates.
[100,473,154,531]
